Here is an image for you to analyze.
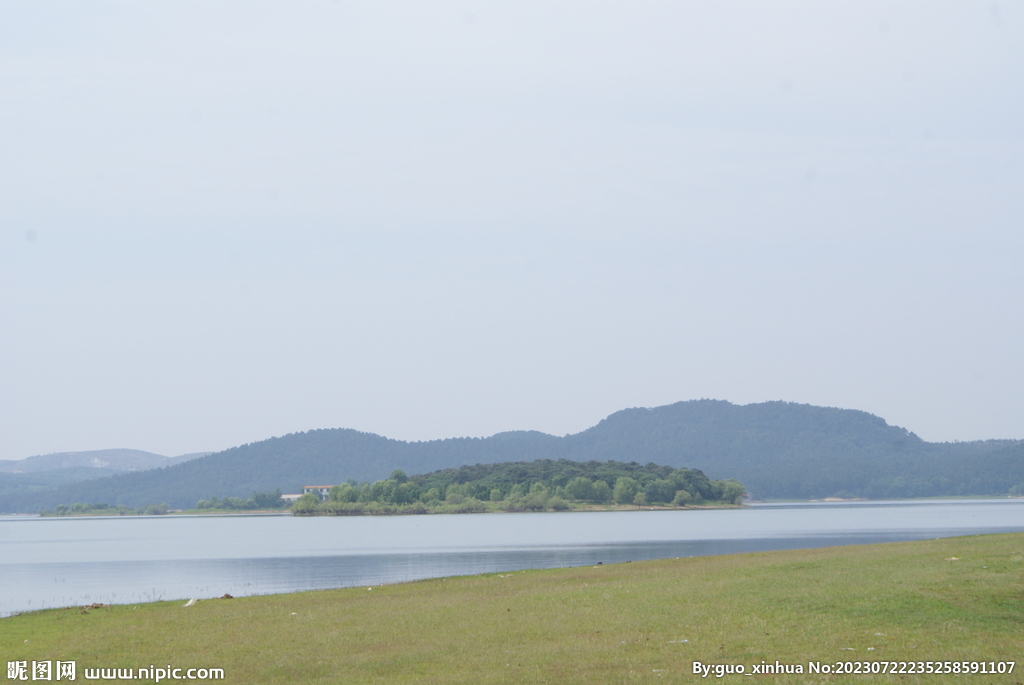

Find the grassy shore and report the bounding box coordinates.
[2,534,1022,684]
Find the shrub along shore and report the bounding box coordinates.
[2,533,1020,684]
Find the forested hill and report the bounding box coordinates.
[0,429,568,512]
[566,401,1024,499]
[3,400,1022,512]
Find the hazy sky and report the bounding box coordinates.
[2,1,1022,459]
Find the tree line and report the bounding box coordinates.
[292,459,745,515]
[195,490,286,510]
[41,502,170,516]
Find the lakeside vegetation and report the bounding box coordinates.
[2,533,1020,683]
[291,460,745,515]
[195,490,287,511]
[39,491,287,517]
[40,502,170,516]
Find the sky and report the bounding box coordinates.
[1,1,1022,459]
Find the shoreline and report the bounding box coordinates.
[11,494,1024,517]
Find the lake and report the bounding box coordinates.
[2,499,1023,617]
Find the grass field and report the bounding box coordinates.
[2,534,1021,684]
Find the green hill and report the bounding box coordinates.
[2,400,1022,512]
[564,401,1024,499]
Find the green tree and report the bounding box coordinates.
[253,489,284,508]
[362,479,398,503]
[592,480,612,503]
[719,479,746,505]
[292,493,322,514]
[521,483,550,511]
[644,479,675,504]
[548,495,569,511]
[393,481,420,504]
[565,477,595,502]
[613,477,640,505]
[329,483,361,503]
[671,489,692,506]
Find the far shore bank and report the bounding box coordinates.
[11,494,1024,518]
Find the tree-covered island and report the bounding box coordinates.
[291,459,745,515]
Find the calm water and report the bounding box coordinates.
[2,499,1023,617]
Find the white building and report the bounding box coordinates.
[302,485,333,501]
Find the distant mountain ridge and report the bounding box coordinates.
[1,400,1022,512]
[0,450,212,505]
[0,449,210,473]
[0,449,168,473]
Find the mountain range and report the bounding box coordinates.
[0,449,207,473]
[1,400,1021,513]
[0,449,210,511]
